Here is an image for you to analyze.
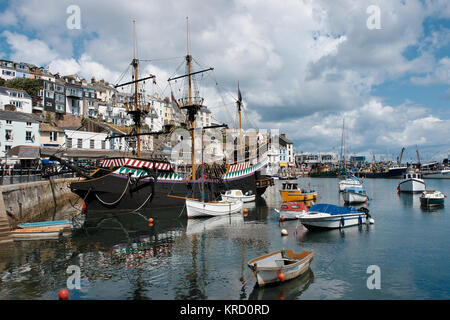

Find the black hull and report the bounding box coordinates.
[363,167,407,179]
[71,172,257,214]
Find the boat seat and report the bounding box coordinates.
[283,250,312,260]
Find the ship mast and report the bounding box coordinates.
[132,21,141,157]
[237,81,243,158]
[168,17,213,180]
[114,21,154,157]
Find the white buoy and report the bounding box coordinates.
[281,229,288,236]
[369,218,375,224]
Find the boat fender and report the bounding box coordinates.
[281,229,288,236]
[369,218,375,224]
[340,217,345,227]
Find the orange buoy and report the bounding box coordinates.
[58,289,69,300]
[277,272,285,282]
[82,201,87,211]
[148,218,154,223]
[148,223,154,227]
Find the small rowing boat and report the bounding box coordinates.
[11,227,63,240]
[248,249,314,286]
[18,219,73,230]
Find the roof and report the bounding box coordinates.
[0,86,31,98]
[7,146,40,159]
[279,134,293,145]
[0,110,39,123]
[40,122,65,132]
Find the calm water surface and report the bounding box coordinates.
[0,178,449,300]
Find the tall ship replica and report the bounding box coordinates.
[58,21,272,215]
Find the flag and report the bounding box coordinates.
[171,91,180,108]
[237,81,242,104]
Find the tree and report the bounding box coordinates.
[4,78,40,97]
[0,78,5,86]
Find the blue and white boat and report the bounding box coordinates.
[338,173,363,192]
[342,187,369,204]
[299,204,372,230]
[18,219,73,230]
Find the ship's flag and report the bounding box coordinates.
[237,82,242,104]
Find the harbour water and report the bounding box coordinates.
[0,177,449,300]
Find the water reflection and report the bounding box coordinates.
[249,269,314,300]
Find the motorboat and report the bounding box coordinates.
[342,187,369,204]
[419,190,446,207]
[248,249,314,286]
[279,182,317,202]
[274,201,310,220]
[398,168,426,193]
[299,204,372,230]
[221,189,255,203]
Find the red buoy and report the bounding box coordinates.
[82,201,87,211]
[278,272,285,282]
[58,289,69,300]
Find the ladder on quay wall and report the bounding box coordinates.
[0,192,12,245]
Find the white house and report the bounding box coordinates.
[0,86,33,114]
[0,110,40,161]
[64,129,110,151]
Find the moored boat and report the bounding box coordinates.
[419,190,446,207]
[398,168,426,193]
[221,189,255,203]
[279,182,317,202]
[342,187,369,204]
[299,204,372,230]
[18,220,73,230]
[274,201,310,220]
[11,227,63,241]
[248,249,314,286]
[338,173,363,192]
[186,198,243,218]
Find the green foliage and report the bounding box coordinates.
[80,117,89,127]
[0,78,5,86]
[4,78,40,97]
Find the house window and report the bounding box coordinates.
[5,145,11,152]
[101,140,105,149]
[26,122,32,126]
[66,138,72,148]
[6,120,12,125]
[26,131,32,142]
[90,140,95,149]
[5,129,12,141]
[77,138,82,148]
[50,132,58,142]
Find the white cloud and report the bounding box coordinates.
[2,31,59,66]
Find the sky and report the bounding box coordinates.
[0,0,449,162]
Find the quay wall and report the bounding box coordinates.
[0,178,80,230]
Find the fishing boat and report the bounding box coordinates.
[419,190,446,207]
[338,173,363,192]
[279,182,317,202]
[298,204,372,230]
[398,168,426,193]
[63,20,270,215]
[342,187,369,204]
[11,227,63,240]
[18,220,72,230]
[274,202,310,220]
[422,168,450,179]
[248,249,314,286]
[221,189,255,203]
